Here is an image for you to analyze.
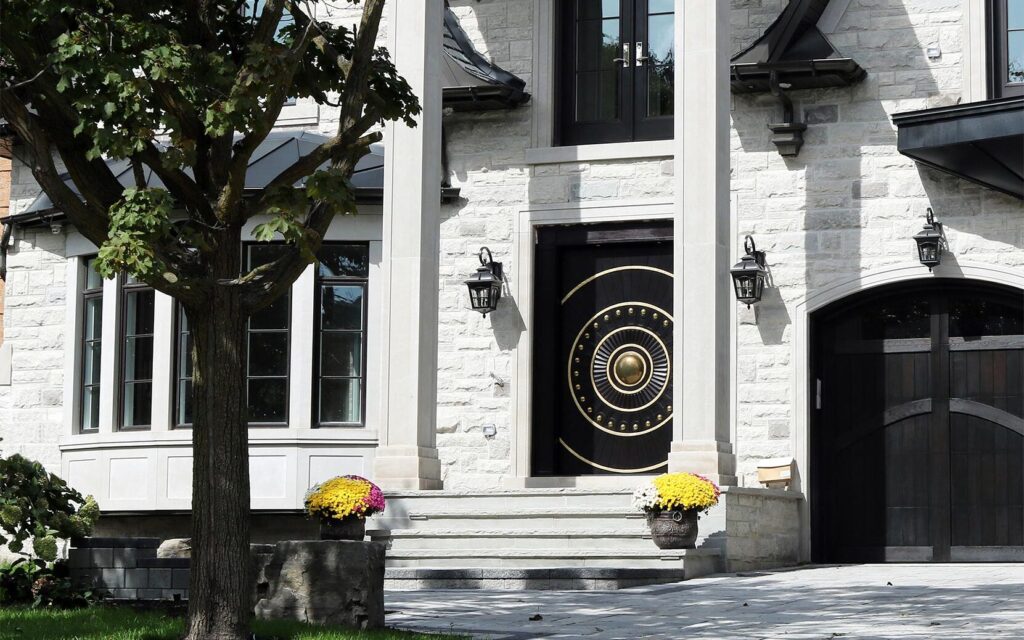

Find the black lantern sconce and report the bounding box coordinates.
[730,236,769,308]
[465,247,504,316]
[913,208,946,271]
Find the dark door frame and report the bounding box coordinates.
[809,278,1024,563]
[530,220,674,477]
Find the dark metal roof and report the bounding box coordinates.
[893,97,1024,200]
[442,6,530,111]
[731,0,865,93]
[9,131,460,224]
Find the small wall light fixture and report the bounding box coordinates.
[465,246,504,316]
[913,208,946,271]
[730,236,768,308]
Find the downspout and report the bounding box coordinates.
[0,221,14,281]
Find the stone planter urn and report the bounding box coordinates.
[320,517,366,541]
[646,509,699,549]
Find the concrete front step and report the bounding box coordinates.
[384,549,721,590]
[375,508,646,533]
[383,488,634,511]
[371,528,657,551]
[384,547,719,569]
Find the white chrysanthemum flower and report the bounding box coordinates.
[631,483,660,512]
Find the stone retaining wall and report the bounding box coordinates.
[69,537,385,629]
[68,538,189,601]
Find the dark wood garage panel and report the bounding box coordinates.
[812,280,1024,563]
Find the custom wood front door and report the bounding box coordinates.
[812,281,1024,562]
[531,222,673,476]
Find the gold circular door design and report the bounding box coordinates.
[567,302,673,437]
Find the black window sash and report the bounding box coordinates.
[557,0,634,145]
[313,243,369,427]
[633,0,675,141]
[991,0,1024,98]
[173,304,192,428]
[244,243,292,426]
[79,258,103,433]
[118,276,155,430]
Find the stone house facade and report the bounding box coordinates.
[1,0,1022,573]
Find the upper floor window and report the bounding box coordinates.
[991,0,1024,98]
[557,0,675,146]
[119,275,155,430]
[314,243,369,427]
[80,257,103,432]
[246,244,291,425]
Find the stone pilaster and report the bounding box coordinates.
[670,0,736,486]
[372,0,444,490]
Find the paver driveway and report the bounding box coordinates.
[385,564,1024,639]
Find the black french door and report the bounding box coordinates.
[812,281,1024,562]
[557,0,675,145]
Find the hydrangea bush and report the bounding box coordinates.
[304,475,385,522]
[0,454,100,562]
[632,472,721,515]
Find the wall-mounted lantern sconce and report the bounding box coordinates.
[730,236,768,308]
[913,208,946,271]
[465,246,504,316]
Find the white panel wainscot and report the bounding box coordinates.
[60,429,378,512]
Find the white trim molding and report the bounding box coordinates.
[790,261,1024,562]
[525,141,675,165]
[508,198,674,486]
[962,0,989,103]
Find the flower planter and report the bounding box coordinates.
[646,509,699,549]
[319,517,366,541]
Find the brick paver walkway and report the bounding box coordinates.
[386,564,1024,639]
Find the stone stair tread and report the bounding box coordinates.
[388,507,642,518]
[372,528,649,538]
[384,488,633,498]
[386,548,719,558]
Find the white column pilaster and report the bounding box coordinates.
[670,0,737,485]
[372,0,444,490]
[97,274,119,433]
[150,291,174,431]
[289,265,315,429]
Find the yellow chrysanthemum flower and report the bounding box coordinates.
[651,472,720,513]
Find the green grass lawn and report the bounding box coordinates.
[0,606,464,640]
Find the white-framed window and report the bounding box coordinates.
[79,257,103,433]
[314,243,369,427]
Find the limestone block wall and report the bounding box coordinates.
[431,0,675,487]
[0,226,67,471]
[729,0,1024,485]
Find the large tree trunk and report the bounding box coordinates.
[184,249,252,640]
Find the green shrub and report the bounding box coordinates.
[0,559,103,608]
[0,454,100,561]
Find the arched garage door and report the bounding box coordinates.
[811,280,1024,562]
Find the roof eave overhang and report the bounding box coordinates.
[443,86,531,112]
[2,186,463,228]
[893,97,1024,200]
[730,58,866,94]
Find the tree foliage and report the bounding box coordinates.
[0,0,418,307]
[2,2,417,636]
[0,454,100,562]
